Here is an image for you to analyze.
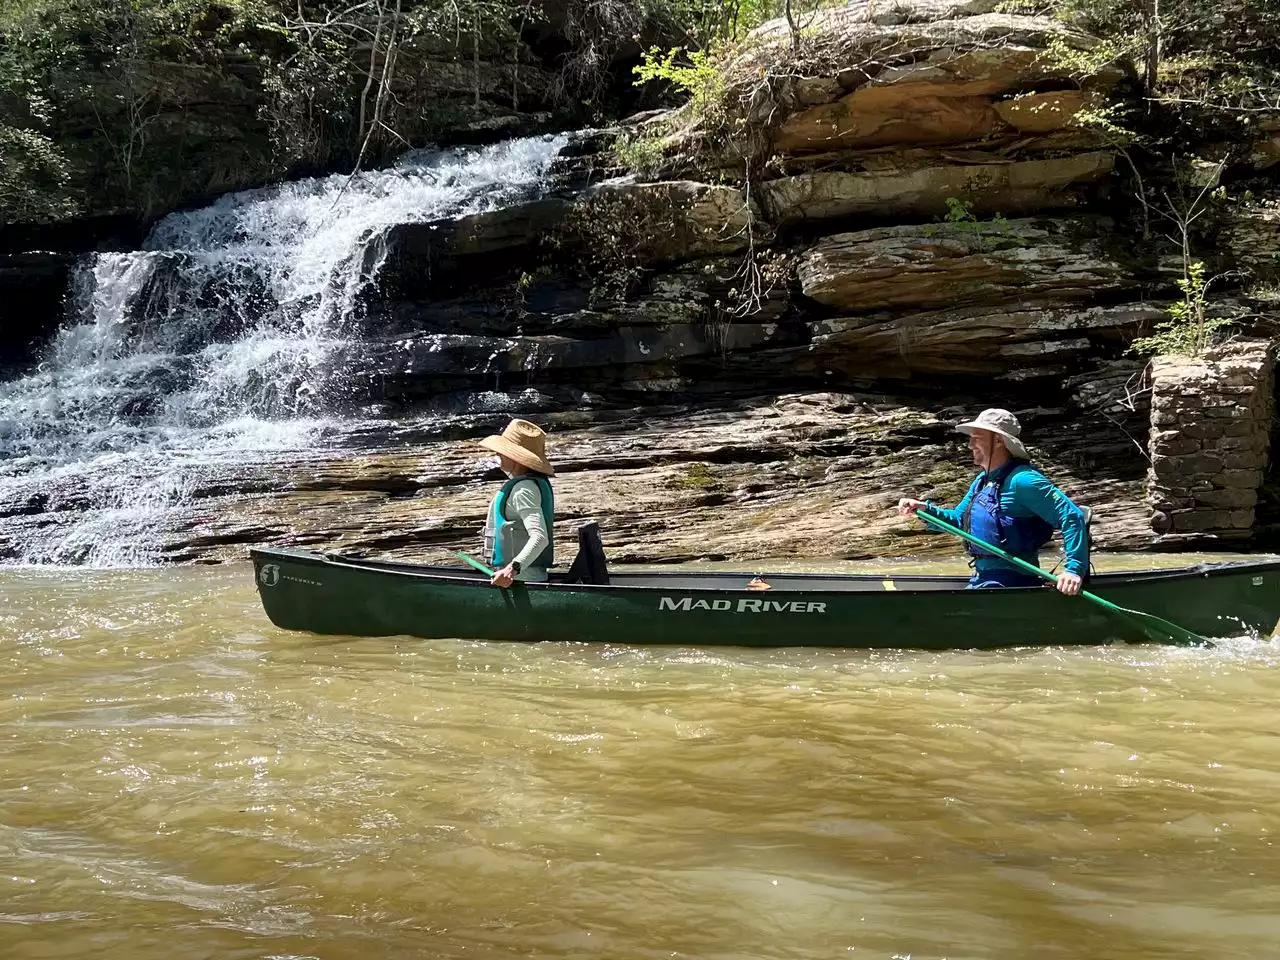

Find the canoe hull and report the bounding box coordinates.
[251,548,1280,649]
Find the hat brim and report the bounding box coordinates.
[478,434,555,476]
[957,422,1029,459]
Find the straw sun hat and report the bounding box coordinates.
[955,408,1029,459]
[478,419,555,476]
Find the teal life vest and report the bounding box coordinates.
[491,475,555,569]
[962,459,1055,566]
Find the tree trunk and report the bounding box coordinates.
[1144,0,1162,106]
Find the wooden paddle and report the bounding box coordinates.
[916,511,1211,647]
[455,551,497,576]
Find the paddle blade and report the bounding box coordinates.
[1089,595,1211,647]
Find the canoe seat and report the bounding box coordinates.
[565,520,611,585]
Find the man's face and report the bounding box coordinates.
[969,429,995,466]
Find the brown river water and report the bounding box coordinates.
[3,558,1280,960]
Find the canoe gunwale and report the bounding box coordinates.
[249,547,1280,597]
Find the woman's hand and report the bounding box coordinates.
[897,498,926,518]
[1056,572,1083,597]
[490,563,517,588]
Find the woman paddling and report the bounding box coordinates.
[477,419,555,588]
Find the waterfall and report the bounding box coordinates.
[0,135,567,565]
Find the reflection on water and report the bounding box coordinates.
[3,563,1280,959]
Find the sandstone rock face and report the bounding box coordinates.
[737,0,1121,157]
[365,320,793,401]
[994,91,1095,134]
[808,303,1165,380]
[797,217,1134,312]
[0,393,1152,566]
[757,152,1115,224]
[1218,199,1280,281]
[772,52,1105,154]
[1147,341,1276,540]
[577,180,762,265]
[729,0,1124,231]
[378,198,573,299]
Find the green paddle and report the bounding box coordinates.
[916,511,1210,647]
[455,551,497,576]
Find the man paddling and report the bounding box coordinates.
[477,419,556,588]
[897,408,1089,595]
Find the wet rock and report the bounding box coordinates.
[365,320,796,399]
[378,197,572,299]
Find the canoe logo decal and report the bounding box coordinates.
[659,597,827,614]
[259,564,281,587]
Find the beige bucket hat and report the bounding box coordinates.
[956,408,1029,459]
[478,418,555,476]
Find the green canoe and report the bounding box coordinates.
[250,542,1280,650]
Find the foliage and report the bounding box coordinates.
[552,190,668,304]
[640,0,817,48]
[0,123,78,221]
[922,197,1021,251]
[613,128,669,178]
[633,46,724,120]
[669,461,720,490]
[1049,0,1280,123]
[0,0,700,225]
[1128,260,1234,356]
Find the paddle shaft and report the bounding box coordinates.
[455,551,497,577]
[916,512,1074,590]
[915,510,1208,646]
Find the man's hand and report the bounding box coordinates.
[490,563,517,588]
[1057,572,1083,596]
[897,498,927,518]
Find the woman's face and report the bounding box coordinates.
[499,455,526,477]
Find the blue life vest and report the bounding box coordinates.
[962,459,1055,565]
[492,475,555,569]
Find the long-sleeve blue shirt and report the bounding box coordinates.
[921,466,1090,576]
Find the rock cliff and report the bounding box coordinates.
[3,0,1279,567]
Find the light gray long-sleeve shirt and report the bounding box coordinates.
[483,478,551,581]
